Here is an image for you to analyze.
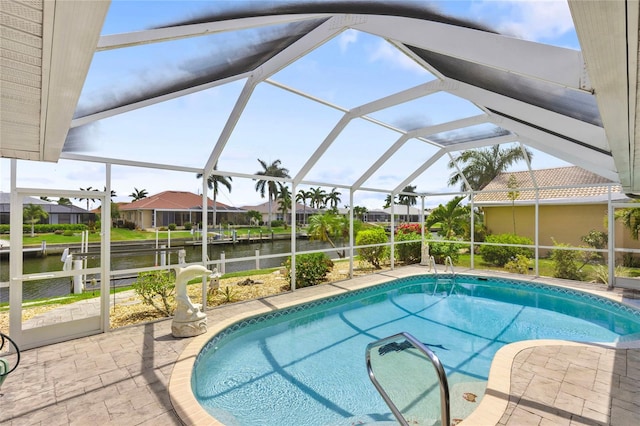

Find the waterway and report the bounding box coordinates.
[0,239,340,303]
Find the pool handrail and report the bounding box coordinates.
[444,256,455,277]
[365,332,450,426]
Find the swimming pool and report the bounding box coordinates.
[191,274,640,425]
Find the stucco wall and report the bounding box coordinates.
[483,204,640,252]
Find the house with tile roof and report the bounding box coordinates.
[0,193,93,225]
[473,166,640,252]
[241,201,319,225]
[119,191,246,229]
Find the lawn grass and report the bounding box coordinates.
[1,226,294,247]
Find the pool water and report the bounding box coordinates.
[192,275,640,425]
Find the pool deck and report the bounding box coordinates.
[1,265,639,425]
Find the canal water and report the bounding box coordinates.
[0,239,339,303]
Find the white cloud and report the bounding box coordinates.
[338,29,358,53]
[475,0,574,42]
[369,40,425,74]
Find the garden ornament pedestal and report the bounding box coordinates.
[172,265,212,338]
[420,242,430,266]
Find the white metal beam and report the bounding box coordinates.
[446,80,608,151]
[70,74,248,128]
[97,14,327,51]
[356,15,590,91]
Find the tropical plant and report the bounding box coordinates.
[356,227,389,269]
[614,200,640,239]
[353,205,368,221]
[478,233,534,266]
[504,254,531,274]
[277,184,292,228]
[425,196,469,239]
[398,185,417,222]
[506,174,520,234]
[296,189,313,224]
[383,194,397,209]
[394,231,422,264]
[197,164,232,227]
[57,197,72,206]
[129,187,148,201]
[309,186,327,209]
[447,144,533,191]
[254,159,290,227]
[284,253,334,288]
[77,187,99,211]
[550,239,584,281]
[246,210,262,226]
[39,196,51,202]
[307,212,346,258]
[133,270,175,316]
[326,187,342,210]
[23,203,49,237]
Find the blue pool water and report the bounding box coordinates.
[192,275,640,425]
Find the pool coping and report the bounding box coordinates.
[168,266,640,425]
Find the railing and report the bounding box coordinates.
[444,256,455,276]
[365,332,450,426]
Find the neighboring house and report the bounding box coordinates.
[383,205,424,223]
[0,193,93,225]
[473,166,640,252]
[119,191,246,229]
[241,201,319,225]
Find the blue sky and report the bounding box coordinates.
[1,0,580,211]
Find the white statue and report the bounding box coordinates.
[171,265,212,337]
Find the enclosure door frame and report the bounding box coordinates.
[9,185,110,350]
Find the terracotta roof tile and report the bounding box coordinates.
[119,191,237,211]
[473,166,622,203]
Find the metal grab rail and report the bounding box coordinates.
[429,255,437,273]
[444,256,455,276]
[365,332,450,426]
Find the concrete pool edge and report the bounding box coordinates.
[168,267,640,425]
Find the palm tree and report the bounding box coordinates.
[398,185,417,222]
[197,164,232,227]
[254,159,290,227]
[77,187,98,211]
[326,188,342,210]
[447,145,533,191]
[129,188,148,201]
[296,189,312,225]
[277,184,292,228]
[383,194,397,209]
[57,197,72,206]
[425,196,469,239]
[353,205,368,221]
[23,203,48,237]
[309,187,327,209]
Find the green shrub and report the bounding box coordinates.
[550,239,583,281]
[427,239,463,264]
[505,254,531,274]
[123,220,136,230]
[270,219,284,227]
[394,231,421,264]
[62,230,74,237]
[356,227,389,269]
[168,223,177,231]
[0,224,88,234]
[479,234,534,266]
[133,270,175,316]
[184,222,193,231]
[284,253,334,288]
